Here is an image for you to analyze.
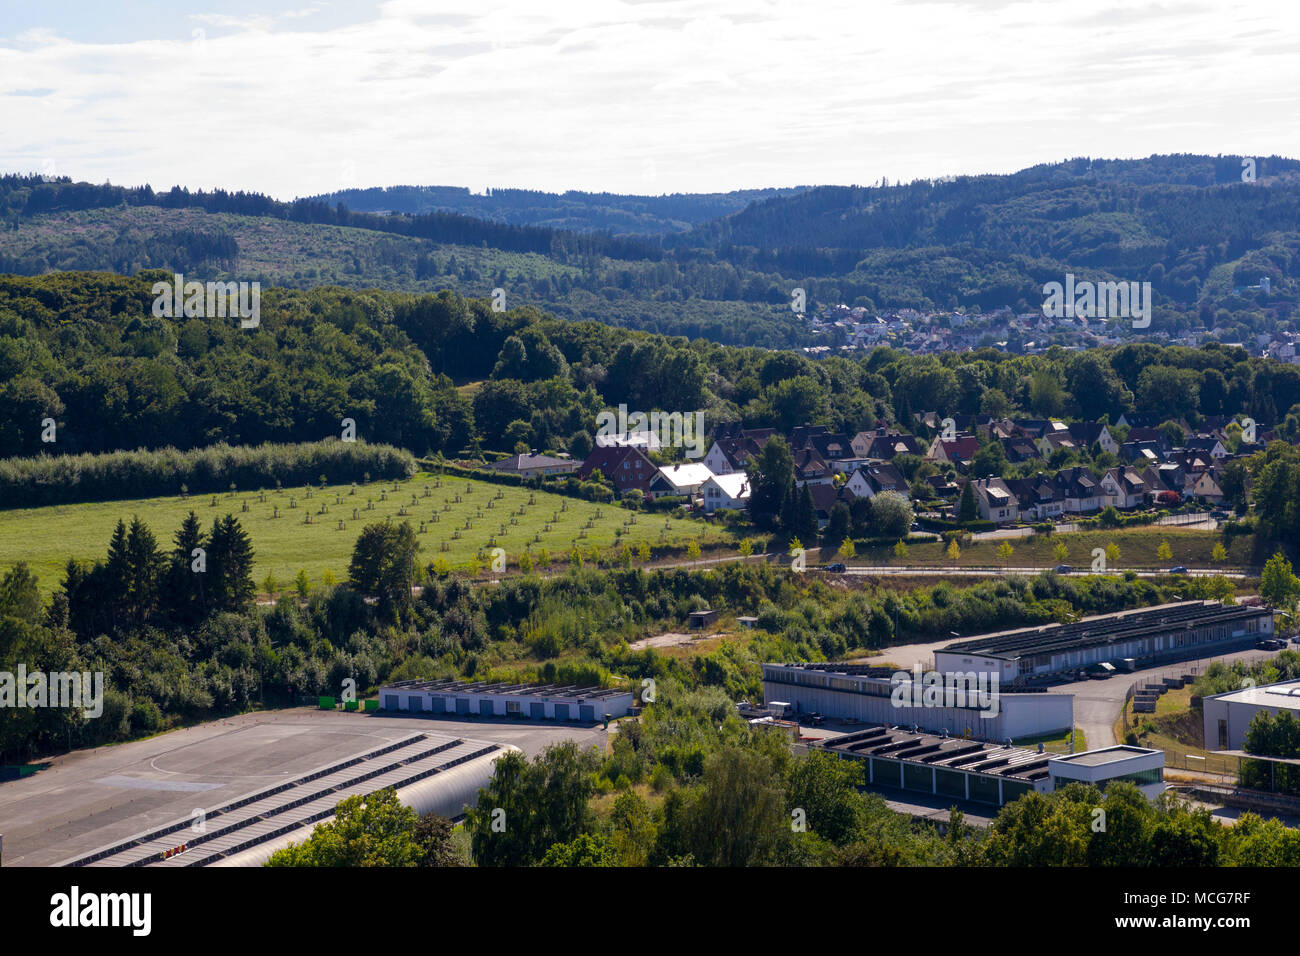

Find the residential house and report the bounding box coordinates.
[1006,476,1064,521]
[1053,467,1104,513]
[1099,467,1148,509]
[701,473,751,513]
[1068,422,1119,455]
[793,447,833,486]
[578,445,658,497]
[844,463,910,500]
[486,452,580,479]
[968,477,1020,524]
[927,434,980,469]
[650,462,715,498]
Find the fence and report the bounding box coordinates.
[1157,511,1212,527]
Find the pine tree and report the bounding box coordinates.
[168,511,207,624]
[797,483,818,543]
[958,481,978,523]
[124,516,164,623]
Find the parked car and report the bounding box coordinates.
[1053,564,1072,574]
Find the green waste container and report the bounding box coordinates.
[344,700,359,712]
[363,699,380,712]
[318,696,336,710]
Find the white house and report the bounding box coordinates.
[652,462,714,497]
[701,473,751,513]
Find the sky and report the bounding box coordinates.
[2,0,1298,199]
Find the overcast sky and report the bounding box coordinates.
[2,0,1298,199]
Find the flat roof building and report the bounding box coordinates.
[935,600,1272,684]
[818,727,1164,807]
[762,662,1074,740]
[1203,678,1300,751]
[379,678,634,723]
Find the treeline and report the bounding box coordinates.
[0,440,415,509]
[0,174,660,264]
[4,543,1219,761]
[5,272,1300,472]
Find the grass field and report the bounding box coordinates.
[852,528,1255,571]
[0,471,730,596]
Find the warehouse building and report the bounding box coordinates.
[60,733,509,868]
[762,662,1074,740]
[1202,678,1300,751]
[378,678,635,722]
[935,600,1273,684]
[818,727,1164,807]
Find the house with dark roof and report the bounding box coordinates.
[1053,467,1104,513]
[844,462,910,500]
[1006,475,1064,520]
[968,477,1019,524]
[578,445,658,496]
[1068,422,1118,455]
[927,434,980,469]
[1000,436,1041,463]
[1099,467,1149,509]
[793,447,833,486]
[486,452,580,479]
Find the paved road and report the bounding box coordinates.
[1046,647,1277,750]
[856,638,1277,752]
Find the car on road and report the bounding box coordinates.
[1257,638,1287,651]
[1053,564,1072,574]
[825,563,847,573]
[1168,566,1189,575]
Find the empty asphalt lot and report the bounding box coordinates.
[0,707,606,867]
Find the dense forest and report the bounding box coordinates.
[3,154,1300,347]
[3,272,1300,465]
[303,185,809,236]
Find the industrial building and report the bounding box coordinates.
[935,600,1273,684]
[762,662,1074,740]
[379,678,634,722]
[818,727,1164,807]
[1202,678,1300,751]
[59,733,509,868]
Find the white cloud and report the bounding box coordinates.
[1,0,1297,197]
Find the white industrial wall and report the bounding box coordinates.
[212,746,514,867]
[761,680,1072,740]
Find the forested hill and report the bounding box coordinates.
[676,154,1300,288]
[3,154,1300,348]
[301,186,810,236]
[4,271,1300,466]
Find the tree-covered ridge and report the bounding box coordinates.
[5,154,1300,348]
[3,271,1300,466]
[301,185,811,237]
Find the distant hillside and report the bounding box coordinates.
[3,155,1300,347]
[302,185,810,236]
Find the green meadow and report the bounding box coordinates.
[0,472,728,596]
